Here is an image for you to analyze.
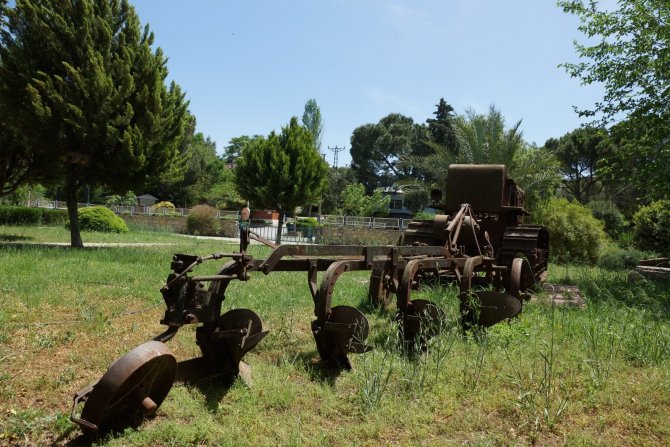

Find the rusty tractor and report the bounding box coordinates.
[70,163,548,433]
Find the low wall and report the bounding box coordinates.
[122,214,238,237]
[121,214,403,245]
[122,214,187,233]
[320,226,403,246]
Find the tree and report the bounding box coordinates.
[350,113,426,192]
[0,0,191,247]
[426,98,458,153]
[321,166,356,214]
[338,183,390,217]
[302,98,323,152]
[235,117,328,244]
[543,127,610,203]
[400,105,561,211]
[223,135,262,164]
[559,0,670,199]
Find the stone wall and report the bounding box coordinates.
[121,214,238,237]
[319,226,403,246]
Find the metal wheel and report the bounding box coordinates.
[312,305,371,369]
[73,341,176,432]
[510,257,536,300]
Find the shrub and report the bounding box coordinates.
[41,209,68,226]
[153,201,176,213]
[66,206,128,233]
[587,199,628,239]
[531,197,608,263]
[186,205,219,236]
[0,205,43,225]
[598,246,650,270]
[633,199,670,256]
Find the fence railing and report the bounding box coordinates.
[27,200,414,229]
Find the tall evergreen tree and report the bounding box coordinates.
[0,0,191,247]
[302,98,323,152]
[235,117,328,244]
[426,98,458,153]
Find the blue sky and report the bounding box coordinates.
[132,0,602,166]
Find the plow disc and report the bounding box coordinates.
[312,305,371,369]
[71,341,177,433]
[460,291,522,329]
[186,308,269,383]
[401,298,446,349]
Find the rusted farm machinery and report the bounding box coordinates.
[70,163,549,433]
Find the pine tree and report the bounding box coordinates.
[235,117,328,244]
[0,0,191,247]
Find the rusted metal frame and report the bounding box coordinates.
[257,244,451,275]
[397,257,456,314]
[314,259,369,321]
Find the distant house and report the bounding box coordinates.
[137,194,158,207]
[381,187,413,218]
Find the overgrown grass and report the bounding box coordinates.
[1,226,669,445]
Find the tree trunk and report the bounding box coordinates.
[65,179,84,248]
[275,209,284,245]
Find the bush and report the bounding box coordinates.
[41,209,68,226]
[153,201,176,212]
[66,206,128,233]
[633,200,670,256]
[598,246,650,270]
[0,205,43,225]
[587,199,628,239]
[531,197,608,263]
[186,205,219,236]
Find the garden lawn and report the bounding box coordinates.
[0,226,669,446]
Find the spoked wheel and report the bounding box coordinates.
[397,259,446,350]
[71,341,177,433]
[460,256,522,330]
[312,305,371,370]
[197,308,269,377]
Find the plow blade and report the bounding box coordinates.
[312,305,371,369]
[461,291,522,329]
[71,341,177,433]
[401,299,445,349]
[197,308,269,379]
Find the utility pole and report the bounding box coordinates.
[328,145,345,169]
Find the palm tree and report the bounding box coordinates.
[399,105,560,211]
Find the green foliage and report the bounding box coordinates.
[598,246,649,270]
[350,113,429,192]
[338,183,390,217]
[531,197,608,263]
[633,200,670,256]
[153,201,176,211]
[0,205,42,225]
[0,205,67,226]
[105,191,137,207]
[587,200,628,240]
[302,98,323,151]
[321,166,356,214]
[235,117,328,243]
[559,0,670,200]
[0,0,191,246]
[543,127,611,203]
[66,206,128,233]
[413,210,436,220]
[0,183,48,206]
[186,204,219,236]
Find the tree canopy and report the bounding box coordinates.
[559,0,670,200]
[235,117,328,243]
[0,0,191,247]
[302,98,323,152]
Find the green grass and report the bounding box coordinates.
[1,226,669,446]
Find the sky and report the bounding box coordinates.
[132,0,603,167]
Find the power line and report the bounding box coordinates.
[328,145,345,169]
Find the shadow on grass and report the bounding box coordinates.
[0,234,34,242]
[293,350,343,386]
